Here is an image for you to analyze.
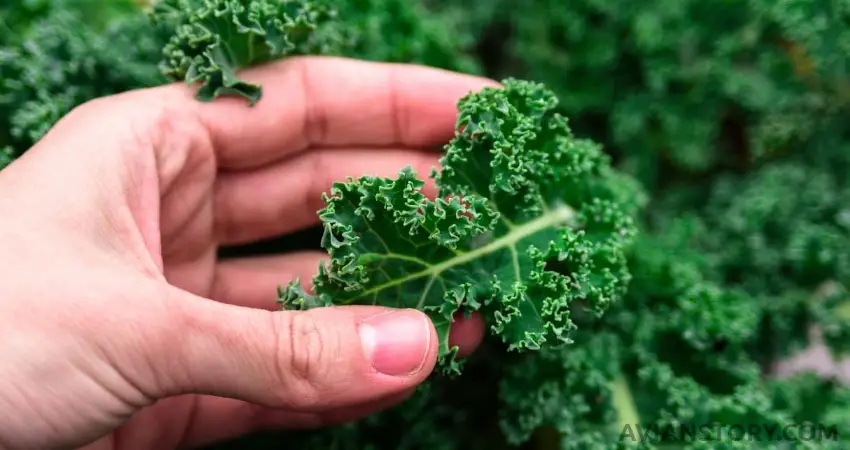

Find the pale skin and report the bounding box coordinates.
[0,57,498,449]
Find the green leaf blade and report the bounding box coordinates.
[279,79,643,373]
[153,0,348,103]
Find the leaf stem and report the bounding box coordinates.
[351,203,576,301]
[612,373,640,432]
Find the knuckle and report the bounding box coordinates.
[298,60,329,145]
[274,312,335,405]
[212,177,240,242]
[387,65,408,145]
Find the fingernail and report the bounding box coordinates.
[359,310,431,376]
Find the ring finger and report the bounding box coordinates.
[213,147,442,246]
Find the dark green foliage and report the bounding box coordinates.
[434,0,850,190]
[3,0,850,449]
[0,0,168,156]
[333,0,482,74]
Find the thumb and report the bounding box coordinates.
[159,289,438,410]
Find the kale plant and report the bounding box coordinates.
[2,0,850,449]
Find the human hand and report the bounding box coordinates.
[0,57,496,449]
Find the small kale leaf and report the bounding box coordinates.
[152,0,348,104]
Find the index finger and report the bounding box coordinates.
[162,56,499,170]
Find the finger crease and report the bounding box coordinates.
[300,61,329,146]
[269,313,291,406]
[388,67,405,146]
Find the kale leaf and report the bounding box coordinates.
[152,0,348,104]
[279,79,644,372]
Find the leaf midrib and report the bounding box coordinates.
[356,203,577,304]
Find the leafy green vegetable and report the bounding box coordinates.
[151,0,348,104]
[334,0,482,74]
[279,79,643,372]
